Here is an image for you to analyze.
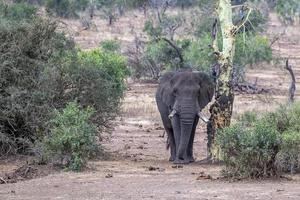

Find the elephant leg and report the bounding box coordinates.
[155,95,177,161]
[166,128,176,161]
[187,117,199,163]
[171,115,181,161]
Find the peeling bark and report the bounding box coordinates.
[207,0,237,158]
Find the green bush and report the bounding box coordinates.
[0,18,127,157]
[100,39,121,53]
[42,102,98,171]
[275,103,300,173]
[234,34,272,67]
[184,32,272,79]
[217,102,300,178]
[217,120,280,178]
[37,47,128,129]
[77,48,128,94]
[184,33,216,72]
[45,0,89,18]
[275,0,300,24]
[0,2,37,21]
[0,19,74,155]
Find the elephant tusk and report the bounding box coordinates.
[197,111,209,123]
[168,110,177,119]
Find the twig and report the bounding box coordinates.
[0,177,7,184]
[269,31,285,47]
[234,8,253,34]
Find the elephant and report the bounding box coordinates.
[155,70,215,164]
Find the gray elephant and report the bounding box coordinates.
[155,70,215,164]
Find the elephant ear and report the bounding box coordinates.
[196,72,215,110]
[158,71,176,107]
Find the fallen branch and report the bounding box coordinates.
[234,82,271,94]
[0,177,7,184]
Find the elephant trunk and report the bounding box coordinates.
[177,101,197,160]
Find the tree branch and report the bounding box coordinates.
[234,7,253,34]
[285,59,296,102]
[160,37,184,67]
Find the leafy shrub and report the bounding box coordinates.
[42,102,98,171]
[278,130,300,173]
[45,0,89,18]
[217,120,280,178]
[100,39,121,53]
[36,47,128,129]
[234,34,272,67]
[217,102,300,178]
[184,33,216,72]
[0,18,127,157]
[77,49,127,94]
[274,0,300,24]
[275,103,300,173]
[0,2,37,21]
[184,32,272,80]
[0,19,74,155]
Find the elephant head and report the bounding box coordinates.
[156,70,214,164]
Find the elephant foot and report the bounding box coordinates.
[169,156,175,162]
[173,158,190,164]
[187,156,195,163]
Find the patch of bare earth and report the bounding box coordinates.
[1,11,300,200]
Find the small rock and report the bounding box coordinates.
[105,173,113,178]
[196,174,212,180]
[137,145,144,149]
[155,126,164,130]
[158,168,166,172]
[172,165,183,169]
[148,166,159,171]
[124,144,131,149]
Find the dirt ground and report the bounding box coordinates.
[1,10,300,200]
[1,80,300,200]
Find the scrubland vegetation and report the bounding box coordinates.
[1,0,300,175]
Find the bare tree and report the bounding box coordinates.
[285,59,296,103]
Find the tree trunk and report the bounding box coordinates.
[285,59,296,103]
[207,0,236,159]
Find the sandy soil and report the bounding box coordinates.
[1,9,300,200]
[1,81,300,200]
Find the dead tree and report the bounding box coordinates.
[285,59,296,102]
